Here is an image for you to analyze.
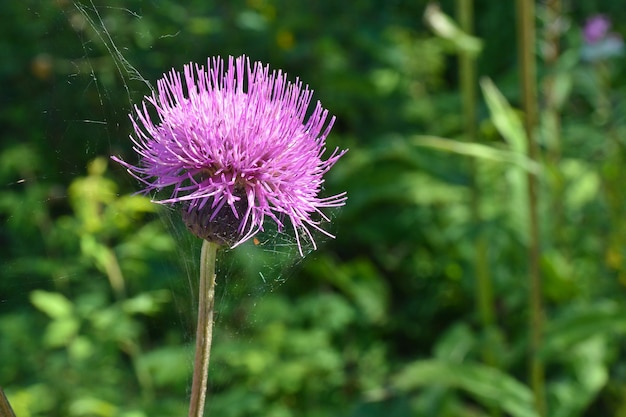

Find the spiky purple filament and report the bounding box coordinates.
[112,55,346,254]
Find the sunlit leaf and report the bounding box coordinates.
[549,336,609,417]
[412,135,540,174]
[480,77,527,154]
[424,3,483,56]
[43,317,80,348]
[391,359,538,417]
[560,159,600,209]
[69,397,117,417]
[121,290,171,316]
[30,290,74,319]
[542,302,626,357]
[5,385,55,417]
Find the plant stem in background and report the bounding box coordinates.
[456,0,497,366]
[104,246,126,300]
[189,240,219,417]
[542,0,564,240]
[0,387,16,417]
[515,1,546,416]
[542,0,562,164]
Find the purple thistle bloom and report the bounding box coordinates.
[112,55,347,255]
[580,15,624,62]
[583,15,611,45]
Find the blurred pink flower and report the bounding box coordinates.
[583,15,611,44]
[581,14,624,61]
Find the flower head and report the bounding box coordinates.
[581,15,624,62]
[583,15,611,44]
[112,55,347,254]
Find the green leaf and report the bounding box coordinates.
[480,77,527,154]
[137,346,191,388]
[0,144,41,179]
[424,3,482,56]
[121,290,171,316]
[68,335,94,362]
[43,317,80,348]
[551,70,573,110]
[391,359,538,417]
[412,135,540,174]
[549,336,608,417]
[5,384,55,417]
[542,302,626,358]
[480,78,533,244]
[80,235,111,272]
[433,323,475,363]
[69,396,117,417]
[30,290,74,319]
[315,256,389,324]
[560,159,600,210]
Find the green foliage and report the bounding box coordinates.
[391,360,538,417]
[4,1,626,416]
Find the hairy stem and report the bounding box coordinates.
[0,387,17,417]
[189,240,219,417]
[516,0,546,415]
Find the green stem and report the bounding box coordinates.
[456,6,499,417]
[189,240,219,417]
[543,0,562,164]
[456,0,495,336]
[516,0,546,416]
[456,0,497,363]
[456,0,477,142]
[104,246,126,300]
[0,387,17,417]
[543,0,564,242]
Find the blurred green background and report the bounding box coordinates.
[3,1,626,416]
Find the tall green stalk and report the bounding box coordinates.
[543,0,562,164]
[189,240,219,417]
[515,1,546,416]
[456,0,496,363]
[543,0,564,241]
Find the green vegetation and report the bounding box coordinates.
[3,1,626,416]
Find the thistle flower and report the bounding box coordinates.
[581,14,624,62]
[112,55,346,254]
[583,14,611,44]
